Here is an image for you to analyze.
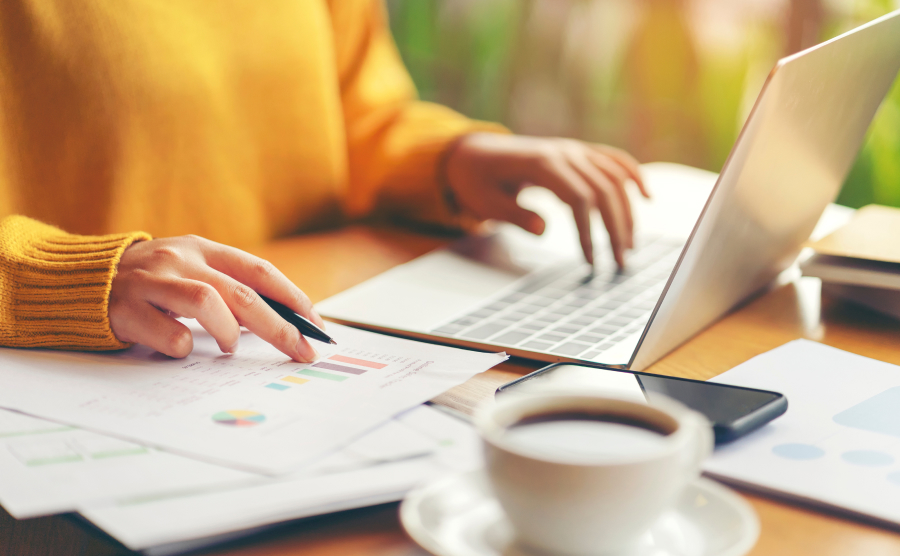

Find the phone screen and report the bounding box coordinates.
[499,364,785,442]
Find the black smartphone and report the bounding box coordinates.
[496,363,787,445]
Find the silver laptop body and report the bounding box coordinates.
[318,11,900,371]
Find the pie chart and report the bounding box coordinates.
[212,410,266,427]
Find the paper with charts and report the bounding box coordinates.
[0,404,444,518]
[78,405,484,552]
[705,339,900,524]
[0,322,506,474]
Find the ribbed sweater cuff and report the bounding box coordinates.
[0,217,151,350]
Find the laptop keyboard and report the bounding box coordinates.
[430,236,683,361]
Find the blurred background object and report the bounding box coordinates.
[387,0,900,208]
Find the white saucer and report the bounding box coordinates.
[400,471,759,556]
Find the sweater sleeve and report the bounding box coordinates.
[0,215,151,350]
[328,0,509,228]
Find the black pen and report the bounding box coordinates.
[259,294,337,345]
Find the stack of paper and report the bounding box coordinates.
[0,322,505,553]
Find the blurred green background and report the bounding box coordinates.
[387,0,900,208]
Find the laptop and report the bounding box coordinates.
[317,11,900,372]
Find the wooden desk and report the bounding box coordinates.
[3,225,900,556]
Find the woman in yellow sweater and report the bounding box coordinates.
[0,1,645,362]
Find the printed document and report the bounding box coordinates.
[78,404,483,553]
[0,407,437,518]
[0,322,505,474]
[706,340,900,524]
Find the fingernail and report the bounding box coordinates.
[296,337,318,363]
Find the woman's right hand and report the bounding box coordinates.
[109,235,323,362]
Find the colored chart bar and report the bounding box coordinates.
[329,354,387,370]
[265,383,290,391]
[298,368,348,382]
[280,376,309,385]
[313,361,366,375]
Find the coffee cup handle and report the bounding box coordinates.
[686,413,714,474]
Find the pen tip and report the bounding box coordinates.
[329,339,337,345]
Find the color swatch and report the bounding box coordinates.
[329,354,387,369]
[265,383,290,391]
[212,410,266,427]
[280,376,309,385]
[313,361,366,375]
[298,368,347,382]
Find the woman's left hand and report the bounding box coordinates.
[443,133,648,267]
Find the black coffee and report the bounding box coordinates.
[503,413,670,463]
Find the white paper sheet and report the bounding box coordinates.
[705,339,900,524]
[79,404,483,552]
[0,407,437,518]
[0,323,505,474]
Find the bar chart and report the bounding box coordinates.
[263,353,390,392]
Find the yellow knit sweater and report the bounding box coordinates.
[0,0,503,350]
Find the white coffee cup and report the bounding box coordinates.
[475,393,713,555]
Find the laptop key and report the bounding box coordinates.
[494,331,532,345]
[433,324,465,335]
[549,307,573,317]
[553,325,580,335]
[463,323,508,340]
[451,317,479,327]
[470,309,495,319]
[623,308,648,319]
[575,333,606,344]
[551,342,592,356]
[572,288,599,299]
[519,322,545,331]
[540,288,570,300]
[523,340,555,351]
[506,311,532,321]
[539,333,567,343]
[581,350,601,360]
